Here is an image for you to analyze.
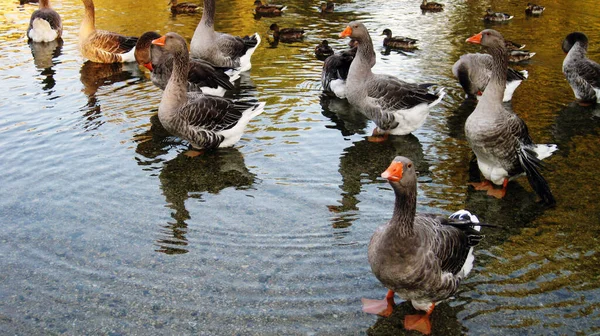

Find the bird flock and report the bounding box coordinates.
[24,0,600,334]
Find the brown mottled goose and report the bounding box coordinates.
[452,53,528,102]
[79,0,138,63]
[339,21,445,138]
[152,33,264,150]
[27,0,62,42]
[464,29,557,205]
[190,0,260,71]
[562,32,600,105]
[362,156,484,335]
[135,31,237,96]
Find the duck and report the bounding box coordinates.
[452,53,528,102]
[320,2,334,13]
[561,32,600,105]
[27,0,62,42]
[483,8,513,22]
[151,32,265,150]
[254,0,287,16]
[381,28,417,50]
[190,0,260,71]
[420,0,444,12]
[315,40,334,60]
[464,29,557,205]
[362,156,484,335]
[168,0,199,14]
[339,21,445,139]
[525,3,545,15]
[269,23,304,43]
[505,40,525,51]
[321,40,357,98]
[135,31,237,96]
[509,49,536,63]
[79,0,138,63]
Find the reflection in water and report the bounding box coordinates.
[29,39,63,92]
[78,61,140,131]
[329,134,428,228]
[320,94,369,136]
[552,102,600,156]
[446,98,477,140]
[156,148,256,254]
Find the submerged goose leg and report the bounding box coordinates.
[470,179,509,199]
[404,303,435,335]
[367,128,389,143]
[361,289,395,317]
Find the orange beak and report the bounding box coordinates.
[143,62,153,71]
[152,35,167,46]
[466,32,482,44]
[340,26,352,38]
[381,161,403,182]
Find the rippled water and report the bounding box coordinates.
[1,0,599,334]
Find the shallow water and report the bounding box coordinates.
[1,0,599,334]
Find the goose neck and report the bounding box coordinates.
[201,0,215,27]
[389,183,416,237]
[39,0,50,9]
[80,0,95,40]
[160,48,190,114]
[482,44,508,102]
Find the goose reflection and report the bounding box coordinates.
[79,61,140,131]
[320,94,369,136]
[156,148,257,254]
[328,134,428,228]
[552,102,600,156]
[28,39,62,92]
[446,98,477,140]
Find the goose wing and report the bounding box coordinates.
[180,96,251,133]
[368,75,440,110]
[188,59,235,90]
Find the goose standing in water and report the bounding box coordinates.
[190,0,260,71]
[151,32,264,150]
[452,53,528,102]
[79,0,138,63]
[27,0,62,42]
[464,29,557,205]
[339,21,445,139]
[562,32,600,106]
[362,156,484,335]
[135,31,237,96]
[321,40,357,98]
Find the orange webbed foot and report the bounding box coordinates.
[486,187,506,199]
[184,150,204,157]
[362,290,395,317]
[367,129,389,143]
[469,180,493,191]
[404,313,432,335]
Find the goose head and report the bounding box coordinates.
[340,21,369,42]
[381,156,417,189]
[135,31,161,71]
[466,29,506,49]
[151,32,188,58]
[562,32,588,54]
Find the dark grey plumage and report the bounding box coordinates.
[562,32,600,105]
[315,40,334,60]
[321,45,356,97]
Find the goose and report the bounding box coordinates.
[464,29,557,205]
[420,0,443,12]
[315,40,334,60]
[362,156,484,335]
[152,32,265,150]
[562,32,600,105]
[27,0,62,42]
[483,8,513,22]
[135,31,237,96]
[269,23,304,43]
[168,0,199,14]
[525,3,545,15]
[254,0,287,16]
[339,21,445,138]
[452,53,528,102]
[79,0,138,63]
[190,0,260,71]
[321,41,357,98]
[320,2,334,13]
[381,28,417,50]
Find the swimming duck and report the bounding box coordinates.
[320,2,334,13]
[135,31,237,96]
[315,40,334,60]
[483,8,513,22]
[321,41,357,98]
[362,156,484,335]
[27,0,62,42]
[562,32,600,105]
[168,0,199,14]
[269,23,304,43]
[190,0,260,71]
[509,49,536,63]
[464,29,557,205]
[339,21,445,138]
[381,28,417,50]
[79,0,138,63]
[452,53,528,102]
[254,0,287,16]
[151,32,265,150]
[505,40,525,51]
[525,3,545,15]
[420,0,443,12]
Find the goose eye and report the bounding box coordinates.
[407,163,413,169]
